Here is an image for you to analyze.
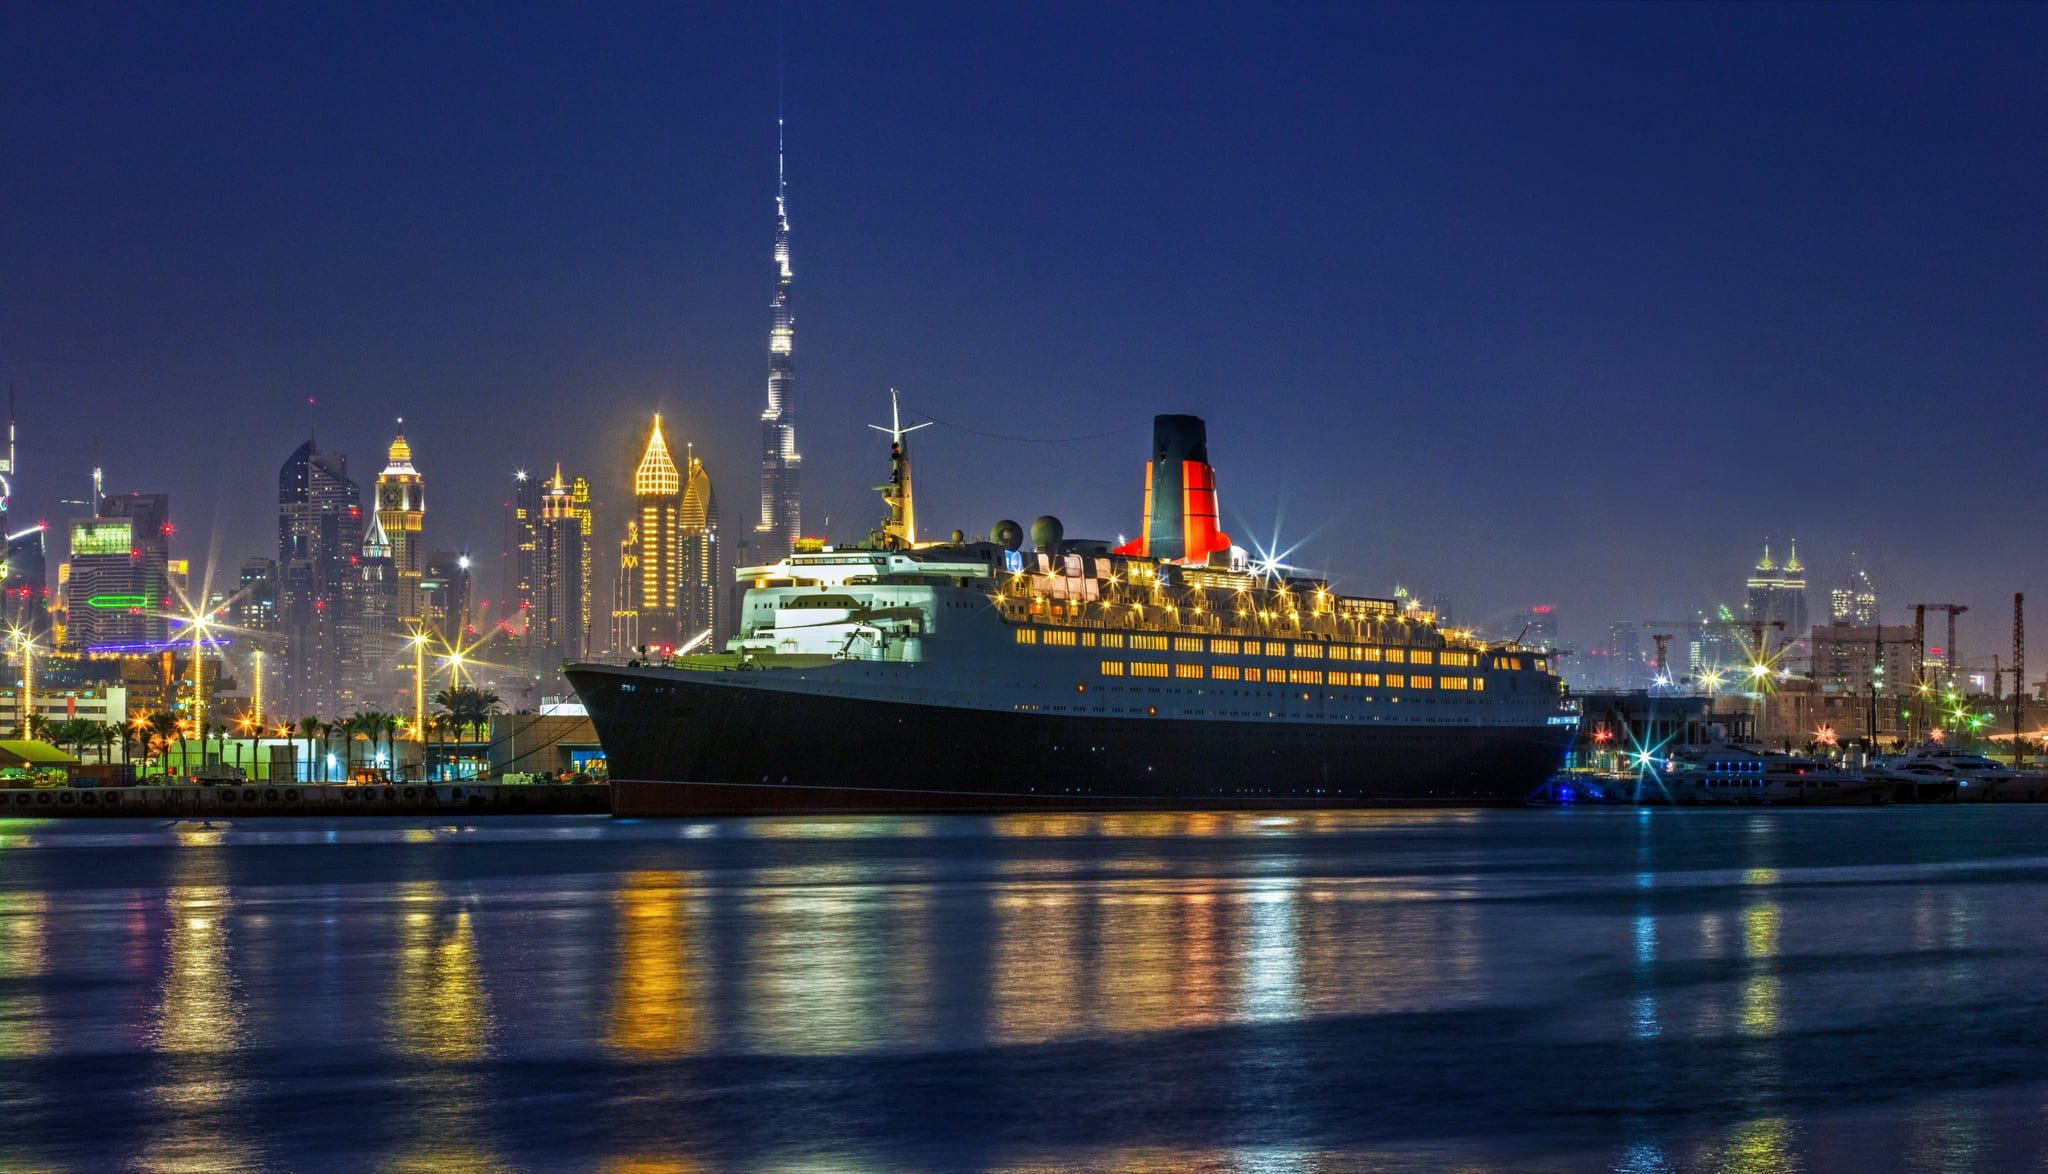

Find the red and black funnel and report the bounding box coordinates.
[1113,414,1231,563]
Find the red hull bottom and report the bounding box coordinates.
[610,777,1528,817]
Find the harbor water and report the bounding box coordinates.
[3,808,2047,1171]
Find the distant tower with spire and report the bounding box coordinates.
[756,119,803,554]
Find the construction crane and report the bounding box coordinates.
[1909,603,1968,742]
[1639,619,1787,689]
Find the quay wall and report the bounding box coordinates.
[0,783,609,817]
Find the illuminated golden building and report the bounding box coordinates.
[374,425,426,627]
[630,416,684,649]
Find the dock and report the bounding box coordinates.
[0,782,610,817]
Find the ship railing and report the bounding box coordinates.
[992,596,1462,650]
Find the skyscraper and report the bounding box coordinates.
[1745,539,1810,644]
[1830,557,1879,626]
[633,415,683,649]
[278,439,365,717]
[529,465,586,669]
[420,550,471,647]
[373,425,426,628]
[757,121,802,554]
[0,407,49,640]
[66,493,172,650]
[679,450,722,651]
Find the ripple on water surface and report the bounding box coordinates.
[0,808,2045,1170]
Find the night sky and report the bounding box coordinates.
[5,4,2045,670]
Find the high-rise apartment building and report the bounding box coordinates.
[529,465,585,668]
[757,123,802,554]
[420,550,471,648]
[66,493,173,652]
[611,525,639,654]
[278,439,365,717]
[1830,558,1879,626]
[1745,540,1810,638]
[0,413,49,640]
[679,451,722,650]
[632,416,684,649]
[65,493,173,651]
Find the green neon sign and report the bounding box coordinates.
[85,595,149,610]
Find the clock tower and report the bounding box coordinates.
[376,422,426,627]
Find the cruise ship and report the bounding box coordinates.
[568,412,1577,815]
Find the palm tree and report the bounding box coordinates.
[145,711,180,774]
[25,712,49,743]
[296,716,320,784]
[93,723,119,766]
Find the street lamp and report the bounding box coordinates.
[7,626,36,739]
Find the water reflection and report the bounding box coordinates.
[386,880,500,1172]
[140,847,259,1173]
[607,871,700,1059]
[0,891,49,1058]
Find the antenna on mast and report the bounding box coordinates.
[868,389,932,549]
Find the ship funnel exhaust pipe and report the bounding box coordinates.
[1114,414,1230,564]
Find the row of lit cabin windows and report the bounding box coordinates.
[1015,627,1519,670]
[1097,661,1483,690]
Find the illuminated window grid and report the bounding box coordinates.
[1131,634,1169,651]
[1292,643,1322,659]
[1101,633,1125,649]
[1410,650,1433,665]
[1439,651,1474,667]
[1410,675,1433,689]
[1174,663,1204,680]
[1359,647,1384,662]
[1173,636,1203,652]
[1131,662,1170,679]
[1015,628,1037,645]
[1264,642,1288,656]
[1440,677,1472,690]
[1288,669,1322,685]
[1082,632,1098,647]
[1212,665,1242,681]
[1384,649,1407,664]
[1386,673,1406,688]
[1245,667,1265,683]
[1042,629,1077,646]
[1210,638,1241,655]
[1473,678,1485,691]
[1099,660,1125,676]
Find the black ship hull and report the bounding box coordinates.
[570,664,1575,816]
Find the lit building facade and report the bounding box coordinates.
[420,549,472,647]
[757,125,802,554]
[373,426,426,627]
[632,416,684,649]
[679,453,722,650]
[529,465,586,668]
[67,493,173,651]
[1830,560,1879,626]
[278,439,365,717]
[1745,540,1810,640]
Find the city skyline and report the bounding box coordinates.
[3,5,2044,673]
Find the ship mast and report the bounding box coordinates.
[868,389,931,549]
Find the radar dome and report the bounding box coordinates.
[1031,515,1064,552]
[992,520,1024,552]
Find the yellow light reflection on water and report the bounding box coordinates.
[141,843,259,1174]
[385,881,501,1173]
[606,871,698,1060]
[0,891,49,1059]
